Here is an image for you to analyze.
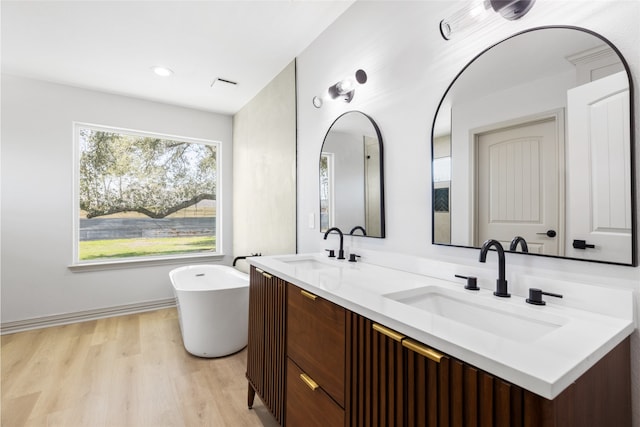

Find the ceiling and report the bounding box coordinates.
[1,0,354,115]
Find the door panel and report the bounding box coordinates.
[477,118,560,254]
[566,71,631,263]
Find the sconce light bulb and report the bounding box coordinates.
[336,78,355,95]
[440,0,536,40]
[327,69,366,103]
[439,0,493,40]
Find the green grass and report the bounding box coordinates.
[79,236,215,260]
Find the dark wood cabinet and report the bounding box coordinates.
[346,314,406,427]
[247,270,631,427]
[286,358,344,427]
[346,313,454,427]
[346,312,631,427]
[404,337,452,427]
[246,266,287,425]
[286,283,346,425]
[520,335,631,427]
[287,283,346,405]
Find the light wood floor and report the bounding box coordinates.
[1,308,279,427]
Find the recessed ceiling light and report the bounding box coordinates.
[152,66,173,77]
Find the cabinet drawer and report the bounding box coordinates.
[286,358,344,427]
[287,283,346,406]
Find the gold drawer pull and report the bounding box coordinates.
[262,272,273,279]
[299,373,319,391]
[372,323,405,342]
[402,339,445,363]
[255,268,264,274]
[300,289,317,301]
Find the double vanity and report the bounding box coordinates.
[247,20,638,427]
[246,252,634,426]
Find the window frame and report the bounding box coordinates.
[71,122,223,269]
[320,151,335,233]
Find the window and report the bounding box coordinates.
[74,123,220,264]
[319,152,334,232]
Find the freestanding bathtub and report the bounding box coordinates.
[169,265,249,358]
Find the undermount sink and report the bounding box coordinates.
[278,257,341,270]
[384,287,567,342]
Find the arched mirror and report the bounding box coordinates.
[320,111,385,238]
[432,26,636,265]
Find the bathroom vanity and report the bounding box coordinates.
[245,253,634,426]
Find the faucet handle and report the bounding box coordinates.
[325,249,335,258]
[455,274,480,291]
[348,253,361,262]
[526,288,563,305]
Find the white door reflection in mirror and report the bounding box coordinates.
[566,71,631,263]
[476,117,561,255]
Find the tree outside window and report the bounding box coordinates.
[75,124,220,262]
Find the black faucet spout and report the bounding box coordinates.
[323,227,345,259]
[509,236,529,253]
[349,226,367,236]
[479,239,510,297]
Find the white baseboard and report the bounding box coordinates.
[1,298,177,335]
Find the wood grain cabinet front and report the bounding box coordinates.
[247,270,631,427]
[286,283,346,426]
[287,283,346,406]
[246,266,287,425]
[346,312,631,427]
[286,358,344,427]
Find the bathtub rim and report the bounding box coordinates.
[169,264,248,292]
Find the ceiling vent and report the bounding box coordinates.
[210,77,238,87]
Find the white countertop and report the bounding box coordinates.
[249,252,635,400]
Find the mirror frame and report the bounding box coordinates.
[320,110,386,238]
[431,25,637,266]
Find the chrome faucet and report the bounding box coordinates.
[323,227,345,260]
[479,239,510,297]
[509,236,529,253]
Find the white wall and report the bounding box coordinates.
[323,130,365,231]
[296,0,640,423]
[1,75,233,324]
[232,60,297,271]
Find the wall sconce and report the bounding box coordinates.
[313,69,368,108]
[440,0,535,40]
